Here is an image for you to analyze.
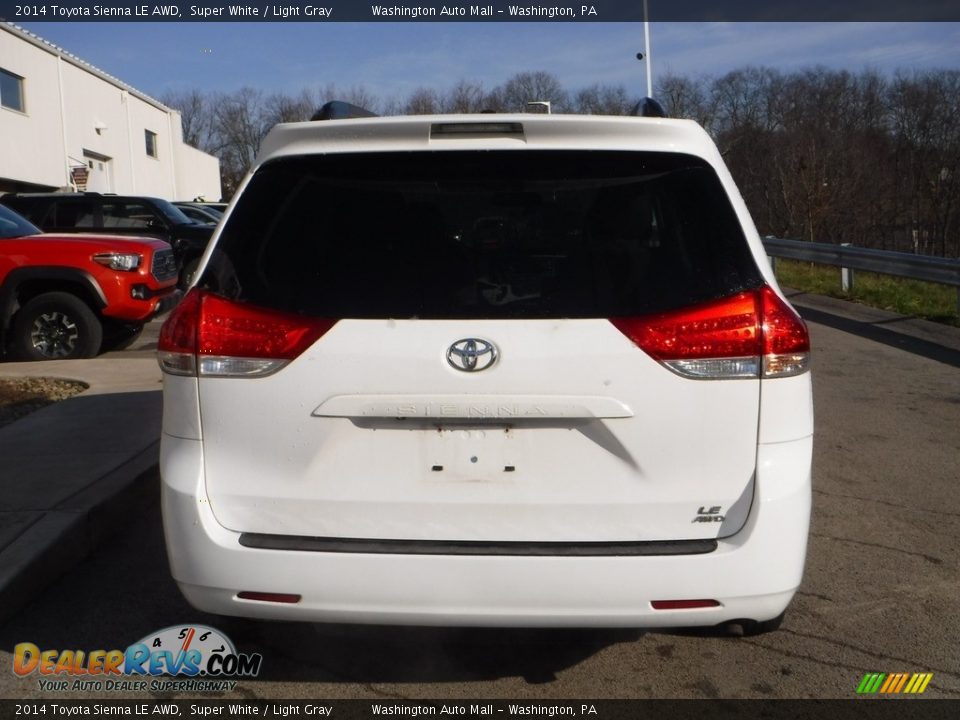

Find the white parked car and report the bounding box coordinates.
[158,109,812,633]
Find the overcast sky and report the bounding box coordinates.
[17,21,960,102]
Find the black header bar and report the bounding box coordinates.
[1,0,959,23]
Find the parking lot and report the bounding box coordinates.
[0,292,958,700]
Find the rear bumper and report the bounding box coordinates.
[160,434,811,627]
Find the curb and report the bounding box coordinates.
[0,443,159,625]
[0,373,163,626]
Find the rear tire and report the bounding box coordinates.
[10,292,103,361]
[101,321,145,352]
[179,258,201,289]
[739,611,786,636]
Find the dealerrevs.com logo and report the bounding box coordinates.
[13,625,262,693]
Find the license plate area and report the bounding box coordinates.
[423,425,522,482]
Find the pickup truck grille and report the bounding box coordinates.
[151,248,178,282]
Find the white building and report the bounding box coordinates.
[0,23,221,200]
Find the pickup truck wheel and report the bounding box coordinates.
[179,258,201,289]
[101,321,145,352]
[11,292,103,361]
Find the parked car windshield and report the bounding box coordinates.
[0,203,42,238]
[152,198,197,226]
[204,150,764,319]
[176,205,222,225]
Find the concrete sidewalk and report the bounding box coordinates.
[0,356,163,622]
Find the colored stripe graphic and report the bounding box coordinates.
[893,673,909,693]
[857,672,933,694]
[880,673,909,693]
[857,673,886,694]
[904,673,933,694]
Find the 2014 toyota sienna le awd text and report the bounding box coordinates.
[157,109,813,634]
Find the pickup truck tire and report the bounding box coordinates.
[179,257,201,290]
[10,292,103,360]
[101,320,145,352]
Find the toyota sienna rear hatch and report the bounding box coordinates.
[174,145,791,547]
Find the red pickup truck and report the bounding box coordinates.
[0,203,179,360]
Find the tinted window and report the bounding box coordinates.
[151,198,194,225]
[178,206,220,224]
[203,151,763,318]
[145,130,158,158]
[0,196,42,223]
[0,204,40,238]
[102,201,160,229]
[52,199,98,228]
[0,69,24,113]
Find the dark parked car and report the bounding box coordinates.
[0,193,212,287]
[173,202,224,226]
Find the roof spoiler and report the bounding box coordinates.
[311,101,379,121]
[631,97,667,118]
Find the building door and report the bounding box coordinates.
[82,150,113,193]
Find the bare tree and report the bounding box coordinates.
[498,71,569,112]
[263,89,315,126]
[317,83,379,113]
[160,89,214,150]
[891,70,960,256]
[442,80,488,113]
[168,68,960,257]
[404,87,441,114]
[210,87,272,197]
[657,74,712,126]
[574,83,636,115]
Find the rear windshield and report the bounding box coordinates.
[202,151,763,318]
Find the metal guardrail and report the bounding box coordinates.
[762,238,960,287]
[761,237,960,314]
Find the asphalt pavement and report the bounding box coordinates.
[0,291,958,644]
[0,327,163,622]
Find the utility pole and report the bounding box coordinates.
[643,0,652,97]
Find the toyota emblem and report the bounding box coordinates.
[446,338,498,372]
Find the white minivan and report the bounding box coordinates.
[158,110,812,633]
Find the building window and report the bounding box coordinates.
[0,68,25,113]
[145,130,158,158]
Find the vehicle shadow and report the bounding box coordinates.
[235,622,643,685]
[0,499,643,687]
[786,292,960,369]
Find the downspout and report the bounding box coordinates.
[166,110,178,200]
[123,90,137,192]
[56,56,72,189]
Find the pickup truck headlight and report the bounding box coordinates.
[92,252,142,271]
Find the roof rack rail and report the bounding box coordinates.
[632,97,667,118]
[311,101,379,121]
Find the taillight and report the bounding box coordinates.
[758,286,811,378]
[610,286,809,380]
[157,289,336,378]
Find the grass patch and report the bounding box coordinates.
[773,259,959,327]
[0,377,88,429]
